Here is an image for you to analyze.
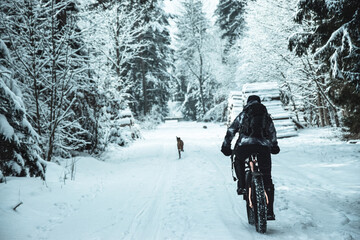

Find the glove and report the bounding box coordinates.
[221,144,232,156]
[271,145,280,154]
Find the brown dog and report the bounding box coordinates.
[176,137,184,159]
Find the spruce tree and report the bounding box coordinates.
[0,39,45,181]
[174,0,219,120]
[289,0,360,135]
[0,0,96,160]
[215,0,247,61]
[83,1,142,149]
[124,0,173,119]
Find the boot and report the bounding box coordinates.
[266,184,275,220]
[237,180,246,195]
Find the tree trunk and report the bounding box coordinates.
[283,78,300,122]
[198,52,205,115]
[317,92,324,127]
[324,105,330,126]
[141,59,148,115]
[47,0,57,162]
[115,6,121,78]
[29,5,42,136]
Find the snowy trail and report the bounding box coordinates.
[1,121,359,240]
[42,122,255,240]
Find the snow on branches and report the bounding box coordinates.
[289,0,360,89]
[289,0,360,135]
[0,39,45,181]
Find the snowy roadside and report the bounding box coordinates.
[0,122,359,240]
[274,127,360,239]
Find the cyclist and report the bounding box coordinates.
[221,95,280,220]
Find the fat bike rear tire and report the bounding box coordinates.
[251,175,267,233]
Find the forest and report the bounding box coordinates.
[1,0,359,181]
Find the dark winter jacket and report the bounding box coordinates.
[223,100,278,149]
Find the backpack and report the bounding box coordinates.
[240,102,269,138]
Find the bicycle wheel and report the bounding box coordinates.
[251,173,267,233]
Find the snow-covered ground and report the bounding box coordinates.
[1,121,359,240]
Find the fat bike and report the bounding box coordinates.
[231,153,268,233]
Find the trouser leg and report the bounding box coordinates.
[266,184,275,220]
[234,156,245,191]
[256,145,272,188]
[234,145,250,191]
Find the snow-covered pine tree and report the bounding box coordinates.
[212,0,251,121]
[174,0,219,120]
[71,76,102,154]
[289,0,360,134]
[82,1,142,149]
[0,0,92,161]
[215,0,247,62]
[123,0,173,120]
[54,1,99,155]
[0,0,45,137]
[44,0,93,160]
[0,39,45,182]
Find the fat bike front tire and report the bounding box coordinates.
[251,174,267,233]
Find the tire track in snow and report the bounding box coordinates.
[191,137,257,239]
[123,139,176,240]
